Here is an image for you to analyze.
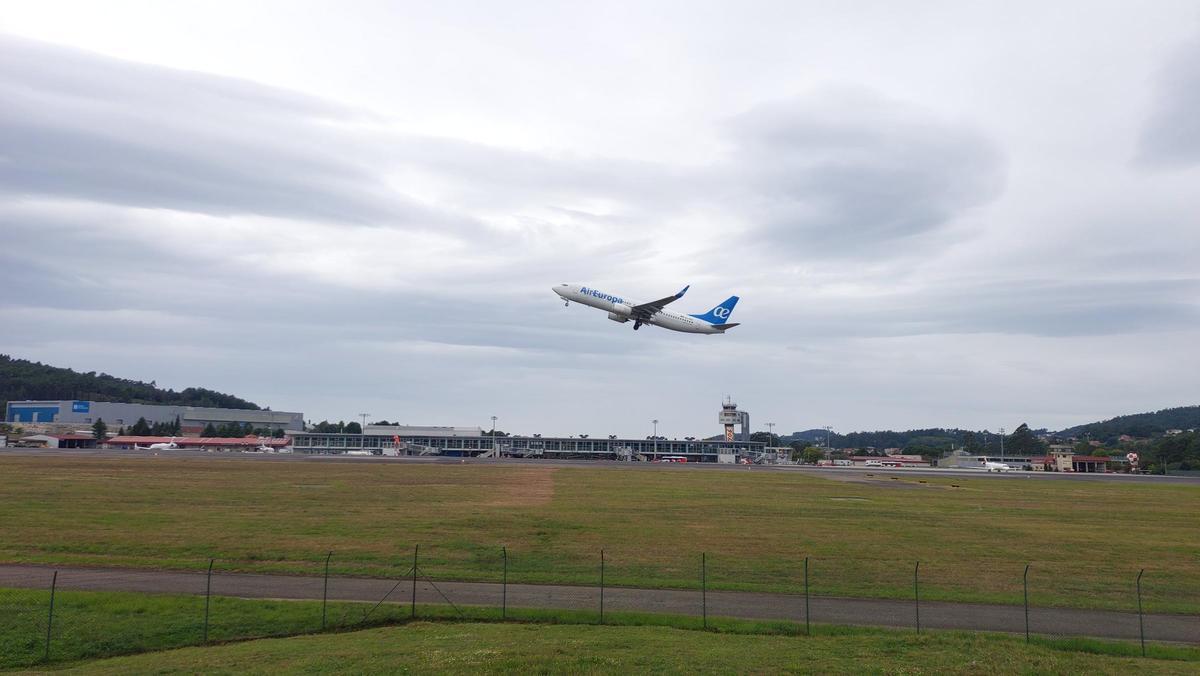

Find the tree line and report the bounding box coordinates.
[86,416,285,439]
[1114,431,1200,474]
[778,424,1049,460]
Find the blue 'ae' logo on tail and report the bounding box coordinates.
[690,296,739,325]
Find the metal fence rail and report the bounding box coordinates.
[0,547,1195,669]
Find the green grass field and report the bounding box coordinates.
[42,621,1200,675]
[1,456,1197,613]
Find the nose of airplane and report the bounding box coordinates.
[552,285,566,296]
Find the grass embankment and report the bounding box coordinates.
[1,456,1197,612]
[42,621,1200,675]
[3,587,1198,672]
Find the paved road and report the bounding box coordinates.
[1,565,1195,643]
[5,448,1199,483]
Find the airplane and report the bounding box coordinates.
[552,283,739,334]
[135,437,179,451]
[983,460,1012,472]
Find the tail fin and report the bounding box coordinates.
[690,296,739,325]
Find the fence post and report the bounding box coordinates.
[914,561,920,635]
[804,556,810,636]
[44,570,58,662]
[322,551,332,630]
[203,559,214,642]
[411,545,419,619]
[1136,569,1145,657]
[502,546,508,621]
[1023,564,1030,643]
[599,549,605,625]
[701,552,707,629]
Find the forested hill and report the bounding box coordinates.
[1056,406,1200,442]
[0,355,260,412]
[783,427,995,452]
[781,406,1200,451]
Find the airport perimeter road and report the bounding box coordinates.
[1,565,1196,643]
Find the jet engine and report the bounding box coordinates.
[607,304,632,317]
[607,312,629,323]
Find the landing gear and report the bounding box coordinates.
[564,300,569,307]
[633,321,642,330]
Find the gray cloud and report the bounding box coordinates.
[775,278,1200,340]
[721,88,1005,256]
[0,36,1006,266]
[1136,30,1200,168]
[0,201,660,363]
[0,34,698,255]
[0,35,451,228]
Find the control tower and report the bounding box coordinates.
[719,397,751,442]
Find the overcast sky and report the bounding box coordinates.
[2,1,1198,437]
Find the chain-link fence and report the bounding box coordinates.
[1,547,1195,669]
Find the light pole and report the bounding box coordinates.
[359,413,369,451]
[652,419,659,461]
[491,416,497,457]
[999,427,1006,462]
[766,422,776,446]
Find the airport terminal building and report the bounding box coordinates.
[289,425,764,462]
[5,400,303,434]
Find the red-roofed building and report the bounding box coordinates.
[1031,449,1110,473]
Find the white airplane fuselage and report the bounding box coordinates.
[553,283,735,334]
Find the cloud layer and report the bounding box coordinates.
[723,89,1005,256]
[1137,32,1200,168]
[1,9,1198,436]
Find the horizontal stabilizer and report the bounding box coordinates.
[713,322,740,330]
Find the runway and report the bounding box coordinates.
[3,447,1198,484]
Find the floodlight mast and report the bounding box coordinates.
[359,413,369,451]
[652,419,659,461]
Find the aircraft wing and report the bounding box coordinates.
[631,285,689,318]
